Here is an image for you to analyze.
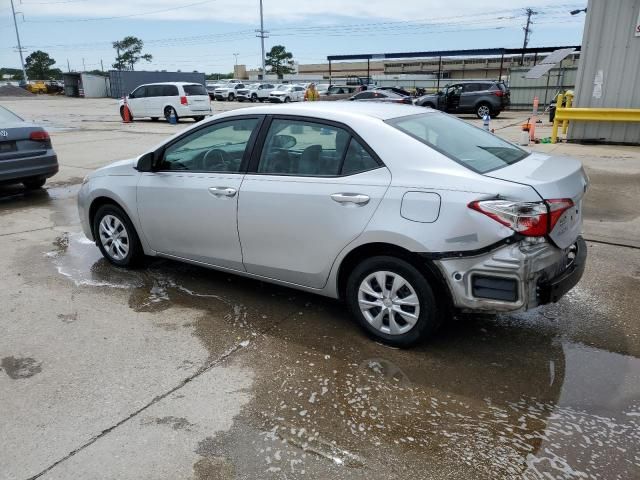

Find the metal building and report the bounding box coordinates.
[62,73,110,98]
[109,70,206,99]
[570,0,640,143]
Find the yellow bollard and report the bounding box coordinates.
[562,93,573,135]
[551,92,564,143]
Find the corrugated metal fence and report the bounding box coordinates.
[109,70,206,98]
[508,67,577,110]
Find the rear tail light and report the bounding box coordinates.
[468,198,574,237]
[29,130,50,141]
[180,96,188,105]
[492,90,504,97]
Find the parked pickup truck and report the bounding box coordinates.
[236,83,276,102]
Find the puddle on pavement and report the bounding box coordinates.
[207,310,640,479]
[43,233,640,478]
[45,232,309,358]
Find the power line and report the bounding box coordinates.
[23,0,220,23]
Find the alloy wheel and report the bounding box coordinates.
[358,271,420,335]
[477,104,491,118]
[98,214,130,261]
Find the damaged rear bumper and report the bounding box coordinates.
[426,236,587,313]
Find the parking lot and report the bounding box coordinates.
[1,95,639,479]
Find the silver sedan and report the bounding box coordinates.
[78,103,588,347]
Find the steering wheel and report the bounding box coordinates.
[200,148,230,171]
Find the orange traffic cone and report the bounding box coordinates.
[122,104,131,123]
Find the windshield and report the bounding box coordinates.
[276,85,291,91]
[387,113,529,174]
[0,105,23,123]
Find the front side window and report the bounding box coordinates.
[146,85,164,97]
[257,119,378,176]
[130,86,147,98]
[387,113,529,174]
[160,118,259,172]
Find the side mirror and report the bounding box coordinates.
[136,152,154,172]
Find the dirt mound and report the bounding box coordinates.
[0,84,34,97]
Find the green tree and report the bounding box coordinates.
[265,45,295,78]
[25,51,59,80]
[112,36,152,71]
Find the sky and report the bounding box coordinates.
[1,0,588,74]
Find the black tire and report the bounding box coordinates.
[228,93,235,101]
[251,94,258,103]
[23,177,46,189]
[119,106,134,122]
[284,97,291,103]
[476,102,492,119]
[164,106,179,123]
[151,117,159,122]
[238,98,245,102]
[346,256,442,347]
[193,116,205,122]
[93,204,144,267]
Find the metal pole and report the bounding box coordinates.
[67,59,71,72]
[520,8,537,65]
[100,59,104,72]
[329,60,332,84]
[367,59,370,83]
[436,56,442,91]
[82,58,86,71]
[498,53,504,80]
[259,0,266,79]
[10,0,28,84]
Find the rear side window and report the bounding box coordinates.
[183,84,207,96]
[387,113,529,174]
[162,85,179,96]
[257,119,379,176]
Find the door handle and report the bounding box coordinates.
[208,186,237,197]
[330,193,370,206]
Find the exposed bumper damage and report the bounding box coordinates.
[433,236,587,313]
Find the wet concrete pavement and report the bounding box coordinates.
[0,97,639,479]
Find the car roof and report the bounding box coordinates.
[142,82,203,86]
[215,102,434,121]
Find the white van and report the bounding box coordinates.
[119,82,212,123]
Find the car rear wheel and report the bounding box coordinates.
[164,106,179,123]
[251,94,258,102]
[93,204,144,267]
[23,177,46,190]
[346,256,441,347]
[476,102,492,119]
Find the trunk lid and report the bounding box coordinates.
[0,125,49,160]
[486,151,589,249]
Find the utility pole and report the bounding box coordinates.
[10,0,28,85]
[67,59,71,72]
[82,58,86,71]
[100,59,104,72]
[233,53,239,66]
[520,8,537,65]
[255,0,269,79]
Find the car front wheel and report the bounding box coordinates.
[346,256,441,347]
[284,97,291,103]
[228,93,235,101]
[93,204,144,267]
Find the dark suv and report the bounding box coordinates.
[415,80,510,118]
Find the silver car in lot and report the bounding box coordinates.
[0,105,58,189]
[78,103,588,347]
